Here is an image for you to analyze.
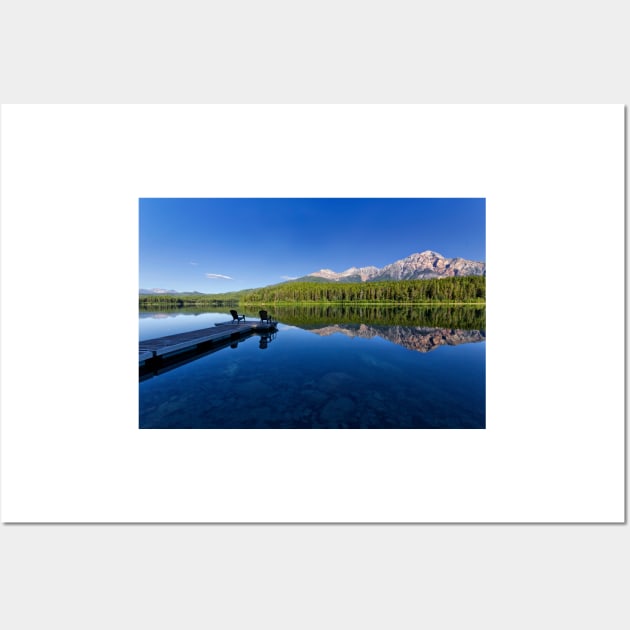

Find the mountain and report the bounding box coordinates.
[139,288,179,294]
[302,250,485,283]
[374,251,485,280]
[139,288,203,295]
[309,266,380,282]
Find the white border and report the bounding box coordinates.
[1,104,624,522]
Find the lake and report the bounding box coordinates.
[139,305,486,429]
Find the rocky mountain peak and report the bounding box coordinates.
[306,249,486,282]
[303,250,484,283]
[311,265,380,282]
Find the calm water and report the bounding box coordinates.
[139,306,486,429]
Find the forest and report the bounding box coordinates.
[242,276,485,304]
[138,292,242,308]
[139,276,485,308]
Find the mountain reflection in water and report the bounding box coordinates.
[307,324,485,353]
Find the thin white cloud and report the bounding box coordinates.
[281,275,298,280]
[205,273,233,280]
[190,261,199,266]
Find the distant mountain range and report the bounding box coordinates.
[139,288,203,295]
[140,251,485,295]
[297,250,485,283]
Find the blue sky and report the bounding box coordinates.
[139,198,485,292]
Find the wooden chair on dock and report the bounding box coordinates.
[259,310,274,325]
[230,309,246,323]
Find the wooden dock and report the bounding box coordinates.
[139,320,277,365]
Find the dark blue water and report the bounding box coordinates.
[139,308,485,429]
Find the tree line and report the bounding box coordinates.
[139,276,485,308]
[139,294,241,308]
[241,276,485,304]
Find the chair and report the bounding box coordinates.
[230,309,246,323]
[259,310,273,324]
